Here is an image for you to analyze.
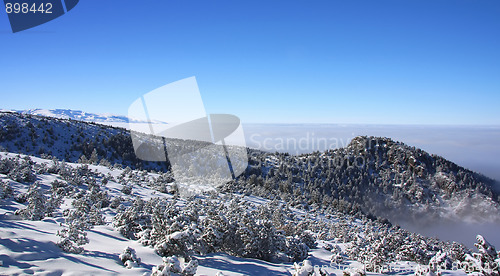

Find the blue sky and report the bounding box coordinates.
[1,0,499,124]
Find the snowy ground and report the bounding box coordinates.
[0,152,470,275]
[1,218,424,276]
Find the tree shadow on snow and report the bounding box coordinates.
[0,253,34,270]
[197,253,289,276]
[84,249,155,270]
[0,238,61,261]
[306,254,331,268]
[0,199,19,212]
[88,229,128,242]
[0,220,53,234]
[0,237,117,273]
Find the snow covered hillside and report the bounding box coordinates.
[231,139,500,238]
[1,111,499,229]
[5,108,167,131]
[0,111,171,172]
[1,152,500,275]
[1,111,500,275]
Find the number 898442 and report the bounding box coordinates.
[5,2,53,14]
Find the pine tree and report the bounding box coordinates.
[291,260,314,276]
[46,190,63,217]
[119,246,141,269]
[57,209,90,254]
[0,180,13,199]
[17,182,47,220]
[464,235,500,276]
[89,148,99,165]
[78,154,89,164]
[56,192,104,253]
[151,256,198,276]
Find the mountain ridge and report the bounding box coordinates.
[3,108,168,127]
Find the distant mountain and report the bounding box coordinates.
[5,108,167,128]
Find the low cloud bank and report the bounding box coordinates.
[399,220,500,249]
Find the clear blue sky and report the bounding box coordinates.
[1,0,499,124]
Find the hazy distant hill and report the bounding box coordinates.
[4,108,167,130]
[16,109,133,123]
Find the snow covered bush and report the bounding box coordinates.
[111,193,470,270]
[151,255,198,276]
[291,260,323,276]
[109,196,123,209]
[121,184,132,195]
[0,180,13,199]
[413,252,449,276]
[343,266,366,276]
[114,198,151,239]
[414,264,437,276]
[154,230,194,258]
[50,179,72,197]
[78,154,89,164]
[199,201,293,262]
[7,156,36,183]
[428,251,452,272]
[299,231,317,250]
[151,173,175,194]
[344,224,459,272]
[87,184,110,209]
[475,235,499,266]
[71,193,105,226]
[285,236,309,262]
[0,156,14,174]
[330,244,345,265]
[460,235,500,276]
[14,192,27,203]
[46,190,63,217]
[57,190,105,253]
[57,209,90,253]
[181,259,199,276]
[119,247,141,269]
[114,196,315,263]
[15,182,47,220]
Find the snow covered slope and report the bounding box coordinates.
[1,111,500,275]
[1,152,498,275]
[7,108,167,130]
[1,111,499,236]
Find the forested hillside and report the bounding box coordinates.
[230,136,500,224]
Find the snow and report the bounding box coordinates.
[1,219,332,275]
[0,152,482,275]
[196,253,291,275]
[0,219,161,275]
[10,109,168,131]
